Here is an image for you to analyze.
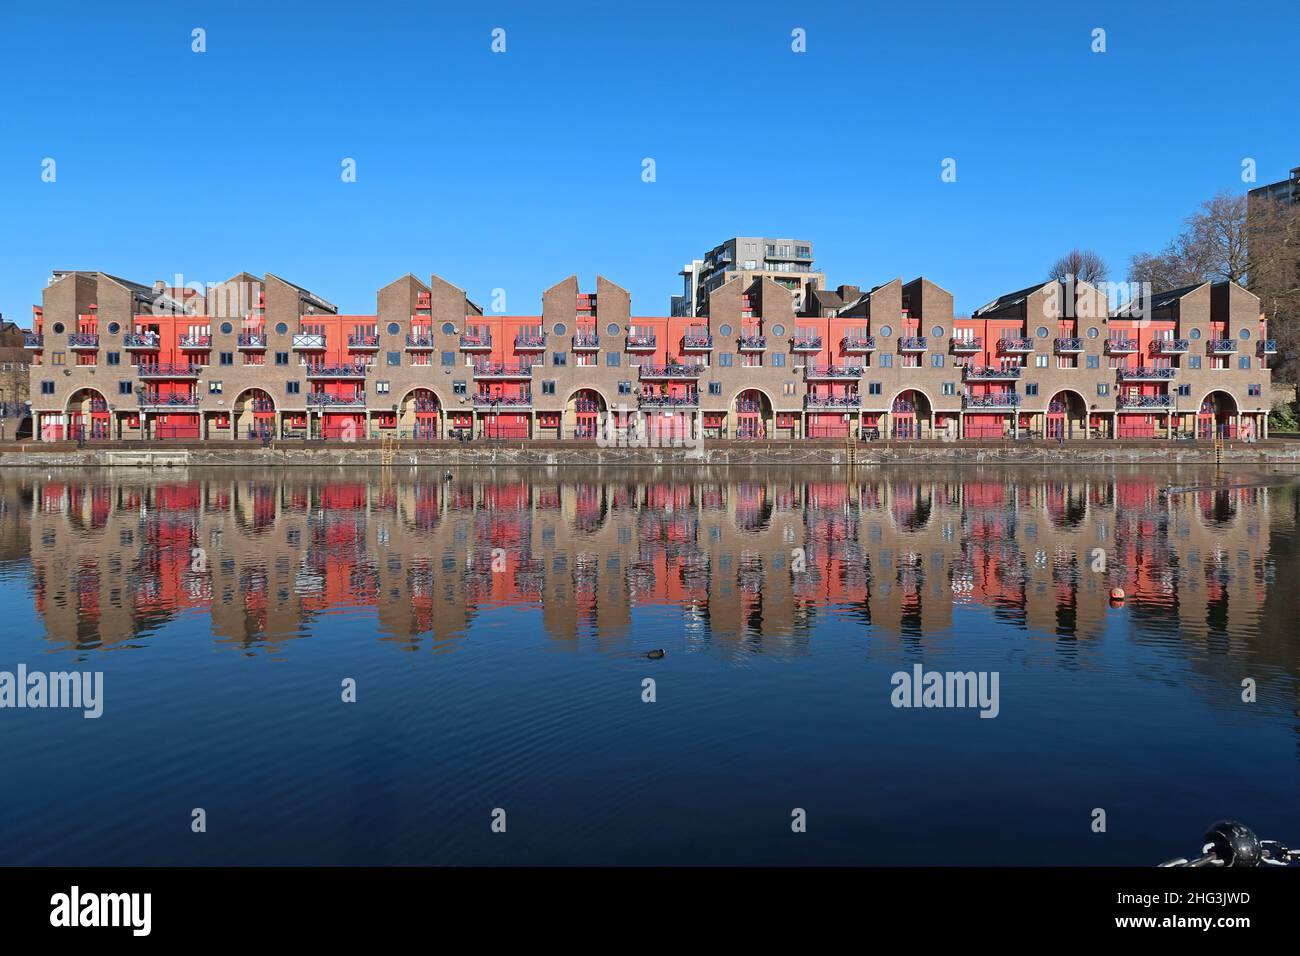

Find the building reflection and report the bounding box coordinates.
[6,467,1296,685]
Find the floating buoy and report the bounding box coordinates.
[1109,587,1126,604]
[646,649,666,660]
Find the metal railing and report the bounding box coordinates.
[1207,339,1237,353]
[1053,337,1083,352]
[1118,394,1175,409]
[178,334,212,348]
[996,337,1033,352]
[124,332,160,348]
[472,363,534,377]
[963,393,1022,408]
[137,363,202,377]
[805,365,864,378]
[804,394,862,408]
[1116,366,1176,380]
[898,336,927,351]
[964,365,1022,379]
[68,332,100,348]
[639,363,704,378]
[306,393,367,407]
[237,331,267,348]
[305,364,368,378]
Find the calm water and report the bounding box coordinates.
[1,465,1297,866]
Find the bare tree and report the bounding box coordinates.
[1127,191,1249,289]
[1248,195,1300,383]
[1049,248,1107,285]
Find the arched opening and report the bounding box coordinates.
[1197,391,1238,440]
[733,388,773,439]
[1045,390,1087,440]
[234,388,276,440]
[889,389,932,439]
[62,388,110,441]
[400,388,441,440]
[565,388,606,440]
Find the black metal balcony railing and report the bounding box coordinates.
[473,394,533,407]
[792,336,823,351]
[964,365,1022,379]
[307,393,367,407]
[1116,366,1176,380]
[460,334,493,349]
[411,398,440,412]
[237,331,267,348]
[805,365,864,379]
[1053,337,1084,352]
[804,394,862,408]
[963,393,1022,408]
[638,363,704,378]
[638,393,699,408]
[997,337,1033,352]
[68,332,100,348]
[1106,338,1139,353]
[738,334,767,350]
[682,333,713,349]
[626,333,657,349]
[1258,339,1278,355]
[124,332,160,349]
[24,333,44,348]
[472,363,534,378]
[1118,394,1175,409]
[574,399,600,413]
[347,333,380,349]
[138,393,199,407]
[178,334,212,349]
[1207,339,1237,353]
[137,363,202,377]
[735,400,763,413]
[292,332,327,350]
[950,336,982,351]
[405,333,435,349]
[514,332,547,349]
[1151,338,1189,354]
[842,336,877,351]
[898,336,927,351]
[572,331,600,350]
[86,401,109,413]
[245,400,275,412]
[305,364,369,378]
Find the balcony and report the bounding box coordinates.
[123,332,161,350]
[639,363,704,380]
[137,363,202,379]
[1207,339,1237,354]
[805,364,864,380]
[347,333,380,351]
[950,336,982,353]
[1151,338,1189,355]
[1258,339,1278,356]
[1053,337,1084,353]
[682,332,713,351]
[178,333,212,350]
[23,333,43,348]
[842,336,877,353]
[138,393,199,409]
[738,334,767,351]
[473,394,533,409]
[473,363,534,380]
[638,393,699,408]
[996,337,1033,354]
[305,364,368,379]
[292,332,327,351]
[791,335,823,352]
[964,365,1022,380]
[307,392,367,408]
[804,394,862,409]
[1116,366,1176,381]
[1106,338,1139,354]
[237,331,267,350]
[405,332,435,350]
[898,336,928,352]
[514,332,547,351]
[460,333,493,351]
[963,393,1022,409]
[626,333,657,351]
[1118,394,1175,410]
[572,330,600,351]
[68,333,100,350]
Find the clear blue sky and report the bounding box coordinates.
[1,0,1296,325]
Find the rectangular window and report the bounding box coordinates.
[942,382,956,395]
[286,381,300,395]
[119,381,134,395]
[376,381,390,394]
[771,353,785,367]
[220,352,234,366]
[931,354,944,368]
[107,352,120,366]
[708,381,721,395]
[441,351,455,366]
[1238,357,1250,370]
[542,380,556,395]
[1025,383,1038,396]
[208,381,223,394]
[1248,383,1261,397]
[453,381,467,395]
[606,352,619,367]
[275,352,289,366]
[719,353,733,367]
[1177,384,1192,397]
[387,352,400,366]
[553,352,567,366]
[618,381,632,395]
[1097,383,1109,396]
[1035,355,1049,368]
[1086,355,1099,369]
[51,352,65,366]
[868,382,882,395]
[880,354,893,368]
[41,380,55,395]
[1189,356,1201,369]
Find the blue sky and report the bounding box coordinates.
[1,0,1296,324]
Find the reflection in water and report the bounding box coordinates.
[0,465,1297,866]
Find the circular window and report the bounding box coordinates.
[276,322,288,335]
[53,322,65,334]
[107,322,121,335]
[1036,326,1049,339]
[607,323,620,336]
[933,325,946,338]
[1189,328,1201,340]
[442,322,456,335]
[771,324,785,337]
[879,325,892,338]
[554,323,566,336]
[719,324,732,337]
[388,322,400,335]
[1087,327,1099,339]
[1238,328,1250,340]
[219,321,233,335]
